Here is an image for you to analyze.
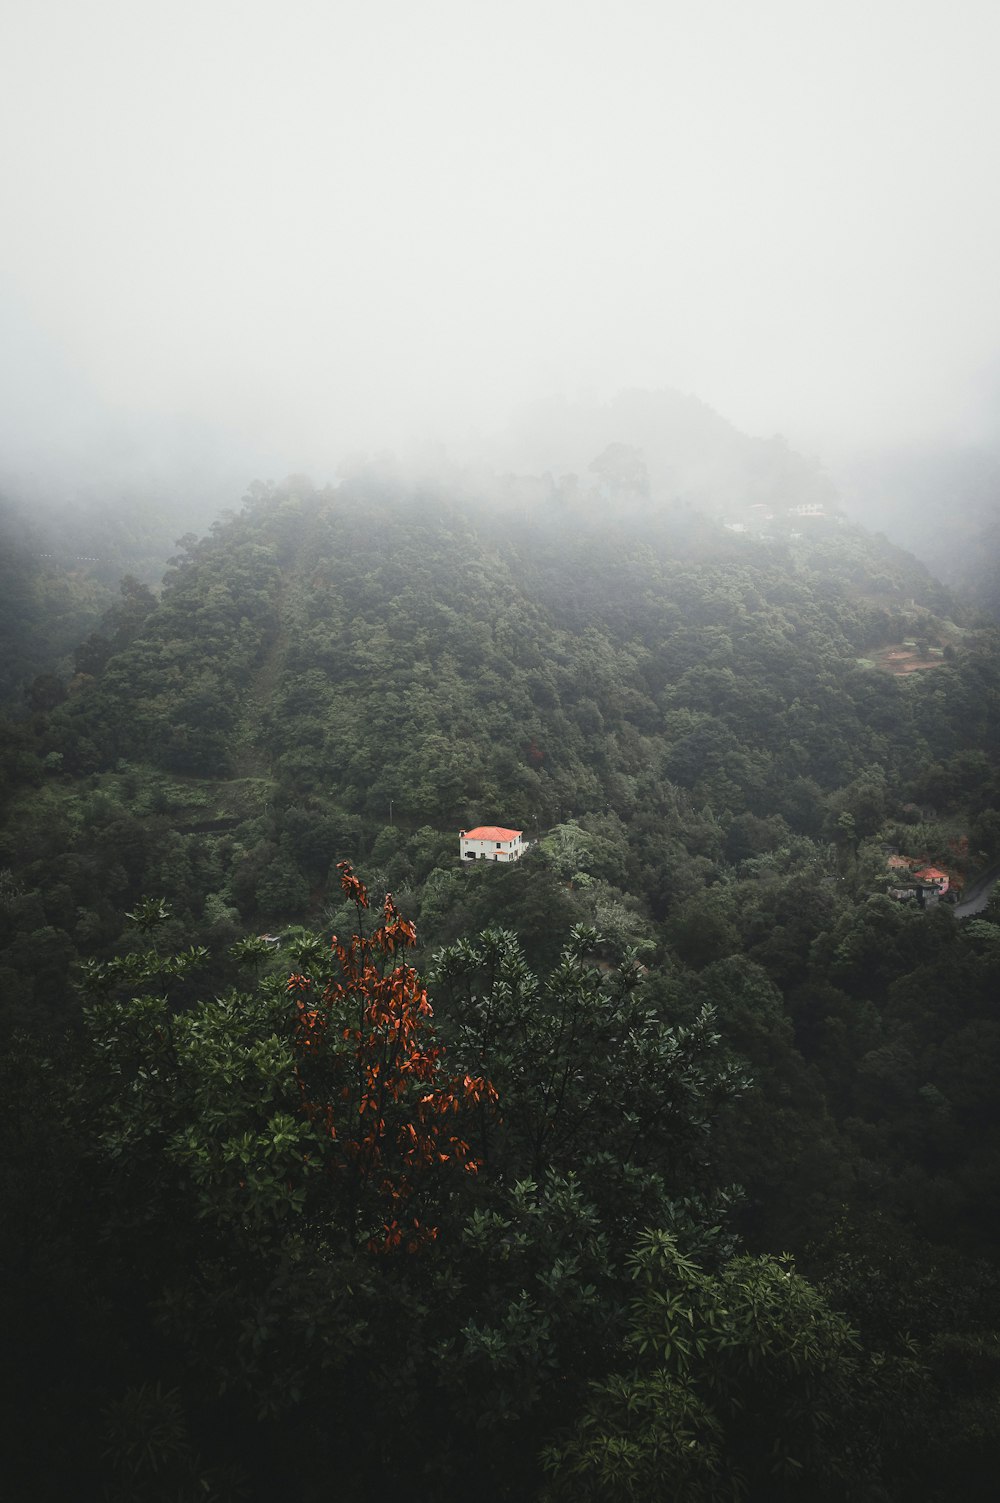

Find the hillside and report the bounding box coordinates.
[837,442,1000,620]
[3,456,1000,1499]
[5,460,998,979]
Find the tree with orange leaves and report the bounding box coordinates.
[289,861,497,1251]
[76,867,501,1448]
[81,867,494,1266]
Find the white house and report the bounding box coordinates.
[460,826,524,863]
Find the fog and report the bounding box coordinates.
[3,0,1000,502]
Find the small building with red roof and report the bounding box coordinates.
[914,866,949,894]
[460,826,524,863]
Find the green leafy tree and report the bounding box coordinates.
[431,925,745,1226]
[542,1230,920,1502]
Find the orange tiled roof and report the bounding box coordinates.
[461,826,522,842]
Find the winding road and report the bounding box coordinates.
[953,861,1000,918]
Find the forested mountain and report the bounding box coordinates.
[0,485,222,710]
[480,388,839,521]
[3,456,1000,1499]
[836,442,1000,620]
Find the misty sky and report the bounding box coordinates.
[3,0,1000,484]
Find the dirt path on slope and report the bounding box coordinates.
[230,528,316,779]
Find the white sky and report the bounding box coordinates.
[2,0,1000,478]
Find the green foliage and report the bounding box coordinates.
[42,898,911,1499]
[543,1230,909,1502]
[4,467,1000,1497]
[101,1383,247,1503]
[432,925,744,1206]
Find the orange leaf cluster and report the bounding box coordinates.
[290,863,496,1252]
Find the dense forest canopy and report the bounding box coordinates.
[3,439,1000,1500]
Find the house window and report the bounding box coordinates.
[496,842,501,849]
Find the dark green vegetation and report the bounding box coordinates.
[3,462,1000,1499]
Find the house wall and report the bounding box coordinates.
[460,834,523,862]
